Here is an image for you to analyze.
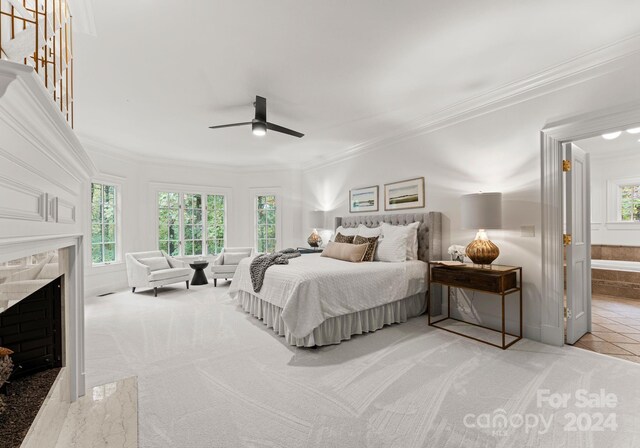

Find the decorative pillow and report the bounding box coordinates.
[224,252,249,265]
[334,232,356,244]
[376,224,410,262]
[321,242,368,263]
[404,221,421,260]
[353,235,379,262]
[332,226,358,241]
[357,224,382,238]
[139,257,171,271]
[380,222,420,261]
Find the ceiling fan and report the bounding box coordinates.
[209,95,304,138]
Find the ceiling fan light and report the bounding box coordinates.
[252,121,267,136]
[602,131,622,140]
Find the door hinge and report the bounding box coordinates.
[565,307,572,319]
[563,234,572,246]
[562,160,571,172]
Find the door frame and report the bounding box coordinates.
[541,101,640,346]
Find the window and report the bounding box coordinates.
[183,194,203,256]
[207,194,225,255]
[158,192,181,256]
[256,194,277,253]
[91,183,118,264]
[157,191,226,256]
[620,184,640,221]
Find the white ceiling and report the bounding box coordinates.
[73,1,640,168]
[576,127,640,156]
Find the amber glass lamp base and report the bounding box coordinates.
[466,230,499,265]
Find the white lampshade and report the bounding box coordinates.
[309,210,326,229]
[461,193,502,230]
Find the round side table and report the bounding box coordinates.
[189,261,209,286]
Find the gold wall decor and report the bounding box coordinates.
[0,0,73,127]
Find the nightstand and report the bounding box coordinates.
[427,262,522,349]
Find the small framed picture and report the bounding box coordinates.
[349,185,379,213]
[384,177,425,211]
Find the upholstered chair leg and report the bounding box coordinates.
[186,280,190,290]
[132,287,136,293]
[154,287,158,297]
[214,278,217,287]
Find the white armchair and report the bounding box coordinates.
[211,247,254,286]
[125,251,192,297]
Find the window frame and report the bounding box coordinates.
[90,180,122,266]
[606,176,640,228]
[251,189,282,253]
[153,183,230,257]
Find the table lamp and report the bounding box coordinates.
[461,192,502,265]
[308,210,325,248]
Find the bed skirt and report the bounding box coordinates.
[236,290,427,347]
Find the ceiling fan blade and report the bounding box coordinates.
[266,122,304,138]
[208,122,252,129]
[255,96,267,122]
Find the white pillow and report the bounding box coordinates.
[139,257,171,271]
[332,226,358,241]
[224,252,249,265]
[376,224,409,262]
[357,224,382,238]
[37,263,60,279]
[405,222,420,260]
[377,222,420,260]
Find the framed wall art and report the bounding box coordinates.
[349,185,379,213]
[384,177,425,211]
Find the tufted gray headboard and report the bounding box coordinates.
[334,212,442,263]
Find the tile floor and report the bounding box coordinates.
[574,293,640,363]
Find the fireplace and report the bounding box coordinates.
[0,237,85,447]
[0,276,63,380]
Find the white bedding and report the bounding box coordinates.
[228,254,428,339]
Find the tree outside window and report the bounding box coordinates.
[207,195,225,255]
[620,184,640,221]
[256,195,277,253]
[91,183,118,264]
[157,191,226,256]
[158,192,181,256]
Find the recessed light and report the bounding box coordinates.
[602,131,622,140]
[626,127,640,134]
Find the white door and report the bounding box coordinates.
[565,143,592,344]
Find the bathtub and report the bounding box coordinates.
[591,259,640,272]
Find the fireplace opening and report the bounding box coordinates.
[1,276,63,379]
[0,274,64,448]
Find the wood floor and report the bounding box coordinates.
[574,293,640,363]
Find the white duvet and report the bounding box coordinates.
[227,254,428,339]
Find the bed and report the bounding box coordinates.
[228,212,443,346]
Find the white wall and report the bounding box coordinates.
[84,148,302,296]
[590,150,640,246]
[301,64,640,341]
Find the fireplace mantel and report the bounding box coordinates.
[0,234,85,401]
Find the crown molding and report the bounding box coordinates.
[78,133,303,174]
[304,33,640,172]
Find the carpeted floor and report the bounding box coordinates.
[85,283,640,448]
